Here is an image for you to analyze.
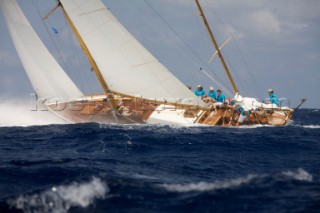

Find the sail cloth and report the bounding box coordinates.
[0,0,83,103]
[59,0,201,105]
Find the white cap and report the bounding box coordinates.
[268,89,273,93]
[210,86,214,90]
[197,85,202,88]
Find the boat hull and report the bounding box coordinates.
[45,95,293,126]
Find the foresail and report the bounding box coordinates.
[0,0,83,102]
[59,0,201,105]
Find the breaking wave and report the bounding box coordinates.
[302,125,320,129]
[160,168,313,193]
[160,174,258,193]
[282,168,313,182]
[7,177,108,213]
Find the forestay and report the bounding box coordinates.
[59,0,201,105]
[1,0,83,102]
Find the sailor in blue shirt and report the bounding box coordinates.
[208,86,217,100]
[236,105,251,126]
[227,100,251,126]
[203,86,217,104]
[212,89,226,114]
[268,89,280,106]
[216,89,226,103]
[195,85,206,98]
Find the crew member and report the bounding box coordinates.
[212,89,226,115]
[195,85,206,99]
[266,89,279,106]
[208,86,217,101]
[236,105,250,127]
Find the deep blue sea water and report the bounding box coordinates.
[0,109,319,213]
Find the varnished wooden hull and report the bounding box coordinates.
[46,95,293,126]
[46,96,159,124]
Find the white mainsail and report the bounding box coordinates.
[0,0,83,102]
[59,0,200,104]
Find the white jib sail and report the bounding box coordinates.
[59,0,202,105]
[0,0,83,103]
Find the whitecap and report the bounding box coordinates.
[159,174,258,193]
[160,168,313,193]
[282,168,313,182]
[8,177,108,213]
[302,125,320,129]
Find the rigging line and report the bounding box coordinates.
[47,5,87,92]
[194,0,232,93]
[232,43,263,96]
[142,0,232,94]
[232,40,272,98]
[141,0,227,85]
[204,0,269,96]
[219,46,251,95]
[194,6,213,66]
[200,68,233,97]
[31,0,65,99]
[192,3,232,93]
[191,1,235,93]
[226,60,251,95]
[32,1,73,80]
[201,0,245,93]
[40,2,86,92]
[32,1,99,99]
[62,12,89,93]
[32,1,65,68]
[31,0,71,97]
[236,42,274,93]
[195,0,240,94]
[192,2,211,61]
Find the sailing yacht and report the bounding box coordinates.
[1,0,297,126]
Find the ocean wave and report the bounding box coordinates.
[7,177,108,213]
[160,174,258,193]
[282,168,313,182]
[159,168,313,193]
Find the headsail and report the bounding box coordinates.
[0,0,83,102]
[59,0,199,103]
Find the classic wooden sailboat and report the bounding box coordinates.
[1,0,299,126]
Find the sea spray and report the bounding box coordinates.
[0,99,65,127]
[8,177,108,213]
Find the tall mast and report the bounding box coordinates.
[58,2,111,95]
[194,0,239,94]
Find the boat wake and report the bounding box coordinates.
[7,177,108,213]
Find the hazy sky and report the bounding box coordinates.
[0,0,319,108]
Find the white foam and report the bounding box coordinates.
[160,174,258,193]
[160,168,313,193]
[0,100,66,127]
[282,168,313,182]
[8,177,108,213]
[302,125,320,129]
